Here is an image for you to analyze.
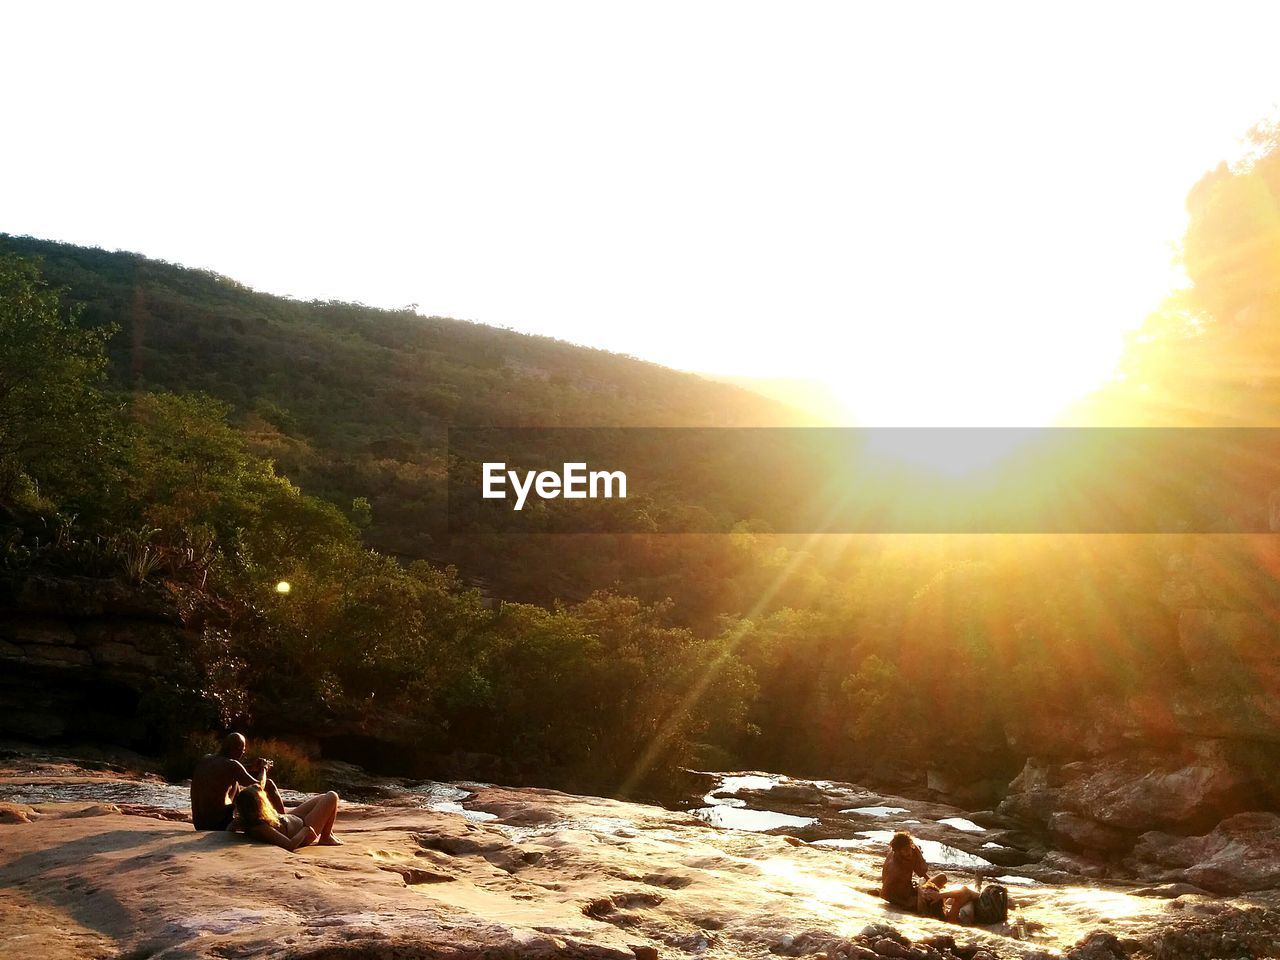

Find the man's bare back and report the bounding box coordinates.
[190,733,284,830]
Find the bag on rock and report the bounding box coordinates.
[973,884,1008,924]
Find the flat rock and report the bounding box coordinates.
[0,779,1272,959]
[0,801,38,824]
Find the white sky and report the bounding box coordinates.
[5,2,1280,424]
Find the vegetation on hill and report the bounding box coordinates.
[1083,123,1280,426]
[3,125,1280,793]
[1,233,827,620]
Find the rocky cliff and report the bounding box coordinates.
[0,573,201,746]
[998,546,1280,872]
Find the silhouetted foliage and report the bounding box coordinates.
[4,211,1278,792]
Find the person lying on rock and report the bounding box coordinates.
[233,772,343,850]
[191,733,286,831]
[917,873,981,923]
[880,830,929,909]
[941,883,981,924]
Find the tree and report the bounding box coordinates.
[1099,123,1280,425]
[0,254,114,502]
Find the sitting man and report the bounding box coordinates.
[191,732,285,831]
[880,830,929,909]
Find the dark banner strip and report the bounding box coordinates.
[446,428,1280,534]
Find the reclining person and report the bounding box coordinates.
[190,733,285,831]
[919,874,992,925]
[942,883,981,924]
[234,774,341,851]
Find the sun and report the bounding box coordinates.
[816,322,1130,428]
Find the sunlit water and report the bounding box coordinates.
[383,781,499,822]
[693,805,819,831]
[0,779,191,808]
[716,774,780,793]
[692,774,996,858]
[937,816,986,833]
[692,772,821,831]
[0,770,494,822]
[813,832,994,870]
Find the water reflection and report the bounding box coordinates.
[0,780,190,808]
[693,806,818,832]
[841,805,909,817]
[716,774,779,793]
[937,816,985,833]
[0,771,496,822]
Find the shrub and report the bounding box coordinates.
[247,738,323,792]
[160,733,322,792]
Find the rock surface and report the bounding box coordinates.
[1128,812,1280,894]
[4,764,1280,960]
[996,731,1280,865]
[0,575,195,745]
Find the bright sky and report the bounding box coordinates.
[5,3,1280,424]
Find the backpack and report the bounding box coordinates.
[973,884,1008,924]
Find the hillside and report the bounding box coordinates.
[0,234,802,600]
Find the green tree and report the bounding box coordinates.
[0,254,114,502]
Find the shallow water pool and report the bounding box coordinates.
[841,805,910,817]
[692,805,818,832]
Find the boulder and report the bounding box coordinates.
[0,574,207,748]
[1000,741,1259,834]
[871,939,909,958]
[1128,812,1280,894]
[751,781,827,805]
[1002,695,1169,759]
[1167,688,1280,745]
[0,802,38,824]
[924,768,1007,808]
[998,757,1060,823]
[1129,883,1208,898]
[1048,812,1134,856]
[1139,902,1280,958]
[976,844,1037,867]
[1064,931,1129,960]
[1040,850,1110,879]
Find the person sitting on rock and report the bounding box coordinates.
[191,733,286,831]
[880,830,929,910]
[233,773,342,850]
